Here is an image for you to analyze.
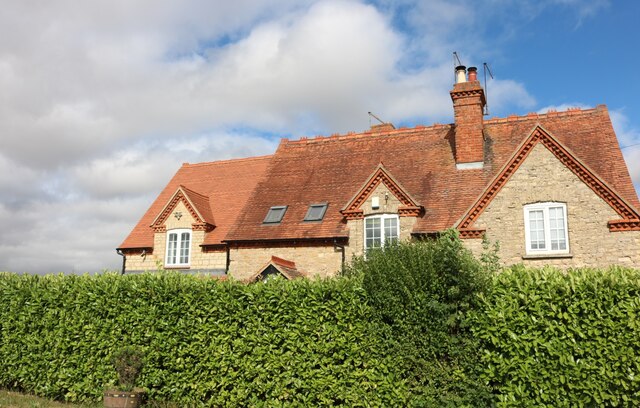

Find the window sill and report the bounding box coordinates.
[164,265,191,269]
[522,253,573,260]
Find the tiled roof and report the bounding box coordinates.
[225,105,639,241]
[118,155,272,249]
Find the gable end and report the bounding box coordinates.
[457,125,640,237]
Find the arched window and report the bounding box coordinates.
[166,229,191,267]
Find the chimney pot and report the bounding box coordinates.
[467,66,478,81]
[455,65,466,84]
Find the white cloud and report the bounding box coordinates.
[486,79,537,114]
[0,197,149,274]
[610,109,640,146]
[551,0,610,27]
[0,154,42,202]
[70,132,277,199]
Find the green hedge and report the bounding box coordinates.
[0,272,406,406]
[2,251,640,407]
[471,266,640,407]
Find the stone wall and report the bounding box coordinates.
[123,249,159,272]
[228,244,343,280]
[464,143,640,268]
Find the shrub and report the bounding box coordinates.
[345,229,493,407]
[112,346,144,391]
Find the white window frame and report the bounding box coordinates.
[364,214,400,252]
[523,202,569,255]
[165,228,191,267]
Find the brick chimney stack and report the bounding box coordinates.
[450,65,486,169]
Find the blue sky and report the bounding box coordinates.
[0,0,638,274]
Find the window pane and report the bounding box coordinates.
[525,204,569,254]
[384,217,398,244]
[549,207,566,251]
[528,210,545,250]
[365,218,381,249]
[167,233,177,264]
[264,206,287,223]
[304,204,327,221]
[180,232,190,264]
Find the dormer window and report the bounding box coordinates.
[304,203,328,222]
[263,206,287,224]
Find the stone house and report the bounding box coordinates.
[118,66,640,280]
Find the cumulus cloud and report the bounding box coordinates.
[0,0,623,274]
[70,132,278,200]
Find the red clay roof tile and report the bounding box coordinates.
[120,105,639,250]
[181,185,216,226]
[225,105,639,241]
[118,155,271,249]
[150,185,216,229]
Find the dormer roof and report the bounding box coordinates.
[150,185,216,231]
[245,256,307,283]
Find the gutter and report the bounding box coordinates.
[223,236,349,245]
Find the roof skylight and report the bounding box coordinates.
[304,203,328,222]
[263,206,287,224]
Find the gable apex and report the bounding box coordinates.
[456,125,640,236]
[151,185,215,232]
[340,163,422,219]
